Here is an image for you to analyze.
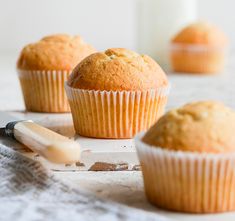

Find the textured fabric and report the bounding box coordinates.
[0,144,171,221]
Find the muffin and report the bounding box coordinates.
[135,101,235,213]
[17,34,96,112]
[170,22,228,74]
[65,48,170,138]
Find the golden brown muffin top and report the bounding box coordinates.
[67,48,168,91]
[172,22,228,46]
[142,101,235,153]
[17,34,96,71]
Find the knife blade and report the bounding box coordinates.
[0,111,80,164]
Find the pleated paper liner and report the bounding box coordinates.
[65,84,170,138]
[18,70,71,113]
[135,132,235,213]
[170,43,227,74]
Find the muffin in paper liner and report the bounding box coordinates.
[135,132,235,213]
[18,70,71,113]
[65,84,170,139]
[170,43,227,74]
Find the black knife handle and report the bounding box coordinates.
[5,120,32,139]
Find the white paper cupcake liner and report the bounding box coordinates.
[170,43,226,52]
[135,132,235,213]
[169,43,227,74]
[65,84,170,138]
[17,70,71,113]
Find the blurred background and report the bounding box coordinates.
[0,0,233,59]
[0,0,234,109]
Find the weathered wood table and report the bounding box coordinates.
[1,55,235,221]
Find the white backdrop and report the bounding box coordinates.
[0,0,137,55]
[197,0,235,46]
[0,0,234,56]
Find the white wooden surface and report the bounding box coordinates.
[1,55,235,221]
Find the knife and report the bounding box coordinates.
[1,111,140,171]
[0,111,80,164]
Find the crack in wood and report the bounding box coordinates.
[88,162,129,171]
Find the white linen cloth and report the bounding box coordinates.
[0,143,172,221]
